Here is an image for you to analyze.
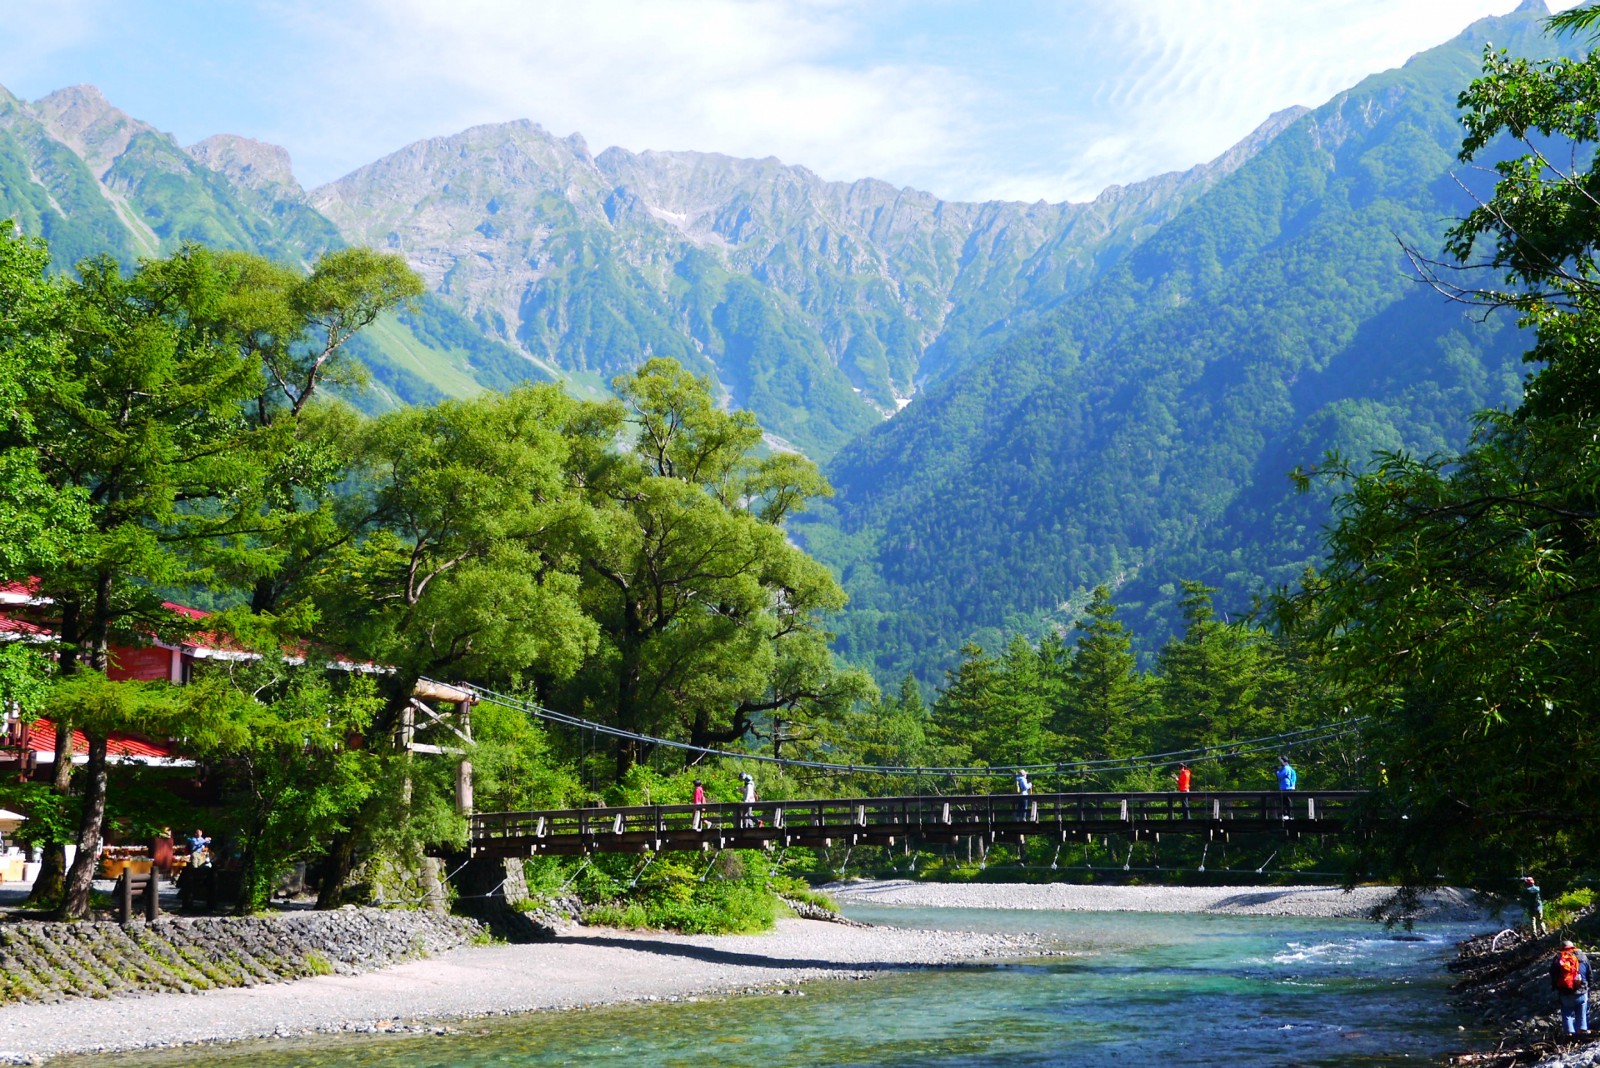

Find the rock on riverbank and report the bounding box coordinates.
[1450,920,1600,1067]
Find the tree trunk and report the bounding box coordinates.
[614,616,644,780]
[31,600,83,907]
[58,732,108,920]
[315,830,357,909]
[25,719,76,906]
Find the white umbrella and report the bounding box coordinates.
[0,808,26,833]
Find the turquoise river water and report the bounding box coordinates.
[60,904,1496,1068]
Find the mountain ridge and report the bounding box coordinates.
[0,4,1558,687]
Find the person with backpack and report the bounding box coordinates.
[1552,940,1591,1037]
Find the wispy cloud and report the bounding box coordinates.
[265,0,982,192]
[0,0,1574,203]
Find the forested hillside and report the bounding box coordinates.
[802,5,1550,683]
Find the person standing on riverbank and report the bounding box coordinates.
[1523,877,1547,936]
[1552,940,1590,1037]
[1276,756,1297,818]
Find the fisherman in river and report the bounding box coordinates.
[1552,939,1590,1038]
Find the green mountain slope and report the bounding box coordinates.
[0,86,547,410]
[312,113,1294,458]
[801,5,1548,683]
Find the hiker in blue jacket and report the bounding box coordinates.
[1276,756,1297,818]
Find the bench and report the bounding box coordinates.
[114,870,160,923]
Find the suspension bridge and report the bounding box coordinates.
[468,789,1363,858]
[422,681,1369,860]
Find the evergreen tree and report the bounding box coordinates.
[1057,586,1144,764]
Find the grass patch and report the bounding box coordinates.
[1550,888,1596,930]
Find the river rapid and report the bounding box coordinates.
[55,904,1495,1068]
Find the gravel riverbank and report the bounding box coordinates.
[825,878,1493,921]
[0,918,1037,1063]
[0,881,1492,1063]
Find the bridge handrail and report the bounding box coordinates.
[469,790,1367,841]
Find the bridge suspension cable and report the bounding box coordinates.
[432,678,1367,780]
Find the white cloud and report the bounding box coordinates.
[4,0,1585,204]
[265,0,980,192]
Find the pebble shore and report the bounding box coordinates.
[0,918,1037,1063]
[825,878,1491,921]
[0,882,1493,1063]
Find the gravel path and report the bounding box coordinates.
[0,919,1037,1062]
[825,879,1493,922]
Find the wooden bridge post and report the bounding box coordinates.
[454,699,473,816]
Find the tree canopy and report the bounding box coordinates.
[1277,18,1600,892]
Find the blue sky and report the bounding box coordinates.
[0,1,1574,202]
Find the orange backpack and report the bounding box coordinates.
[1558,948,1583,992]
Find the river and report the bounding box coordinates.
[57,904,1494,1067]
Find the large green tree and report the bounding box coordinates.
[1057,586,1145,765]
[11,240,420,917]
[1279,15,1600,889]
[560,358,868,777]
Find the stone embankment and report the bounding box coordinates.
[0,907,483,1005]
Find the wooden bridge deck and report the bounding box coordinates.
[469,790,1364,858]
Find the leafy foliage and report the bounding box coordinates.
[1275,13,1600,893]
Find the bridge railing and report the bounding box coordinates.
[469,790,1364,847]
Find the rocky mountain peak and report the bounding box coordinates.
[188,134,302,196]
[31,84,152,178]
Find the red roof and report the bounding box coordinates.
[18,718,178,760]
[0,585,383,673]
[0,578,45,604]
[0,615,51,638]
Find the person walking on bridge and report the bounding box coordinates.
[739,772,756,828]
[1014,770,1033,821]
[1174,763,1192,816]
[1276,756,1297,818]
